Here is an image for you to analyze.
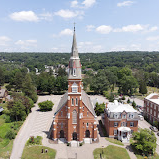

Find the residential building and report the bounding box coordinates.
[144,93,159,124]
[51,27,97,146]
[104,100,138,143]
[0,88,10,103]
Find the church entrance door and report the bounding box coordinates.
[72,132,77,140]
[60,130,64,138]
[85,130,90,138]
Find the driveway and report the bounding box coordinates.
[10,95,62,159]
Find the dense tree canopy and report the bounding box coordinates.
[132,128,157,155]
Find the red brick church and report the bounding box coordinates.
[52,27,97,144]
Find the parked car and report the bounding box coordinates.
[138,115,144,120]
[150,126,158,132]
[157,132,159,136]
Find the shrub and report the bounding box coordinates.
[67,143,70,146]
[122,96,125,100]
[79,142,83,146]
[132,101,136,108]
[27,136,42,146]
[127,98,130,104]
[38,100,54,111]
[5,130,15,140]
[4,115,11,123]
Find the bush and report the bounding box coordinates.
[27,136,42,146]
[38,100,54,111]
[127,98,130,104]
[4,115,11,123]
[67,143,70,146]
[122,96,125,100]
[79,142,83,146]
[5,129,15,140]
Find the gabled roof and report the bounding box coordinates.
[81,90,96,117]
[54,91,68,115]
[54,90,96,117]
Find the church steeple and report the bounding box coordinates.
[68,25,81,79]
[71,24,79,58]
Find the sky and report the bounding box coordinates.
[0,0,159,53]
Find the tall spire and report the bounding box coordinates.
[71,23,78,57]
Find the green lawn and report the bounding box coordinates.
[22,146,56,159]
[0,114,23,159]
[105,137,124,146]
[93,145,130,159]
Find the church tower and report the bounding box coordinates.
[52,26,97,144]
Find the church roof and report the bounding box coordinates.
[54,91,68,115]
[54,90,96,117]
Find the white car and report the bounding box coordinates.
[138,115,144,120]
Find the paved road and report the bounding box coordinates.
[10,95,62,159]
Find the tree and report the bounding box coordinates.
[0,67,5,86]
[38,100,54,111]
[94,102,105,116]
[139,80,147,95]
[5,130,15,140]
[7,93,34,121]
[22,74,37,102]
[132,128,157,155]
[90,75,109,94]
[132,101,136,108]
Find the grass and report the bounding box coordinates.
[22,146,56,159]
[105,137,124,146]
[93,145,130,159]
[0,114,23,159]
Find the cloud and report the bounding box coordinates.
[55,9,84,19]
[39,12,53,21]
[82,0,96,8]
[15,39,37,47]
[71,0,79,8]
[114,24,144,33]
[86,25,95,31]
[71,0,96,8]
[110,44,141,51]
[9,11,39,22]
[149,26,158,32]
[96,25,112,34]
[0,36,11,46]
[117,1,134,7]
[146,36,159,41]
[60,29,73,36]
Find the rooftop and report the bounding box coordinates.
[145,93,159,105]
[107,100,137,113]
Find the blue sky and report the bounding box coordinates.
[0,0,159,52]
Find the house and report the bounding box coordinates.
[52,27,97,146]
[0,87,12,103]
[144,93,159,124]
[103,100,138,143]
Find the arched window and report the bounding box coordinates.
[72,109,77,124]
[76,98,78,106]
[72,82,78,93]
[72,98,74,106]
